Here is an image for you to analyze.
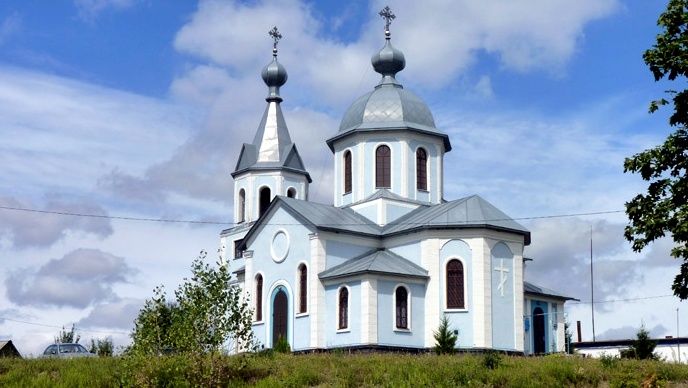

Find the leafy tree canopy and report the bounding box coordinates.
[129,251,255,355]
[625,0,688,298]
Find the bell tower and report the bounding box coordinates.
[231,27,311,224]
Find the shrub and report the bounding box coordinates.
[599,353,618,368]
[273,336,291,353]
[483,351,501,370]
[621,325,657,360]
[433,315,458,354]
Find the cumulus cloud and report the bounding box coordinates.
[78,298,142,329]
[0,196,112,249]
[6,249,136,308]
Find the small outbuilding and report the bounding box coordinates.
[0,340,22,358]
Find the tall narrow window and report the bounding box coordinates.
[233,239,244,259]
[298,264,307,314]
[375,145,391,188]
[343,150,352,194]
[255,274,263,321]
[395,286,409,329]
[446,259,465,309]
[287,187,296,198]
[238,189,246,223]
[259,187,271,217]
[416,148,427,191]
[338,287,348,330]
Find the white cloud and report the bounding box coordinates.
[78,298,142,329]
[6,249,136,308]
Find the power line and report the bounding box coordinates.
[0,316,129,336]
[0,204,624,227]
[569,294,675,305]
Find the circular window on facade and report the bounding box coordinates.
[271,230,290,262]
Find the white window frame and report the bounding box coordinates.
[393,283,412,332]
[336,284,351,333]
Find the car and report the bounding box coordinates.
[42,343,96,358]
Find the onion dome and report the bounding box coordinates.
[327,8,450,152]
[261,26,288,101]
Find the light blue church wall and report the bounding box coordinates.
[491,242,515,350]
[385,203,416,223]
[324,281,361,347]
[439,239,474,348]
[325,240,374,270]
[363,138,402,194]
[246,206,314,350]
[388,241,422,267]
[333,138,357,205]
[407,139,439,203]
[282,176,306,199]
[352,203,377,224]
[376,280,425,348]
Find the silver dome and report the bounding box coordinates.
[339,84,436,132]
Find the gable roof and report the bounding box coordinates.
[241,194,530,249]
[319,249,429,280]
[383,194,531,244]
[0,340,21,358]
[524,281,578,301]
[240,196,383,248]
[343,189,433,208]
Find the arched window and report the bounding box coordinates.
[416,148,427,191]
[298,264,307,314]
[395,286,409,329]
[338,287,349,330]
[287,187,296,198]
[238,189,246,223]
[255,274,263,321]
[343,150,352,194]
[375,145,391,188]
[446,259,465,309]
[259,187,271,217]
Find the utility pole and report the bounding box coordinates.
[590,225,596,342]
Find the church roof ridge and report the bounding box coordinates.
[342,188,433,208]
[524,281,578,301]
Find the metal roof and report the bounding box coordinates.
[524,281,578,301]
[382,194,531,244]
[343,188,432,208]
[319,249,428,280]
[241,194,530,248]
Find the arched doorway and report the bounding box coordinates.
[533,307,546,354]
[272,288,288,347]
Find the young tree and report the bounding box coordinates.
[433,315,458,355]
[89,337,114,357]
[129,250,255,355]
[624,0,688,298]
[55,324,80,344]
[620,325,657,360]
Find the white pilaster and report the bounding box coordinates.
[360,275,378,344]
[423,238,441,347]
[309,233,326,348]
[357,142,365,202]
[513,251,524,351]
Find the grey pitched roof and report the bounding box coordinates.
[524,281,578,301]
[232,101,311,182]
[241,194,530,249]
[319,249,428,280]
[240,196,383,248]
[343,189,432,208]
[383,194,531,244]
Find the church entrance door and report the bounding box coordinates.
[272,288,288,347]
[533,307,546,354]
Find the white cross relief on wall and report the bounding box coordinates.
[494,259,510,297]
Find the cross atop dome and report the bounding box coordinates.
[379,6,395,38]
[268,26,282,57]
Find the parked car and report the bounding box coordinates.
[42,343,96,358]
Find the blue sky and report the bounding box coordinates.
[0,0,684,356]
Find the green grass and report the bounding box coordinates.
[1,353,687,387]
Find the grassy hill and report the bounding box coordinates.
[1,352,687,387]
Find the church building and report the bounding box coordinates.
[220,9,575,355]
